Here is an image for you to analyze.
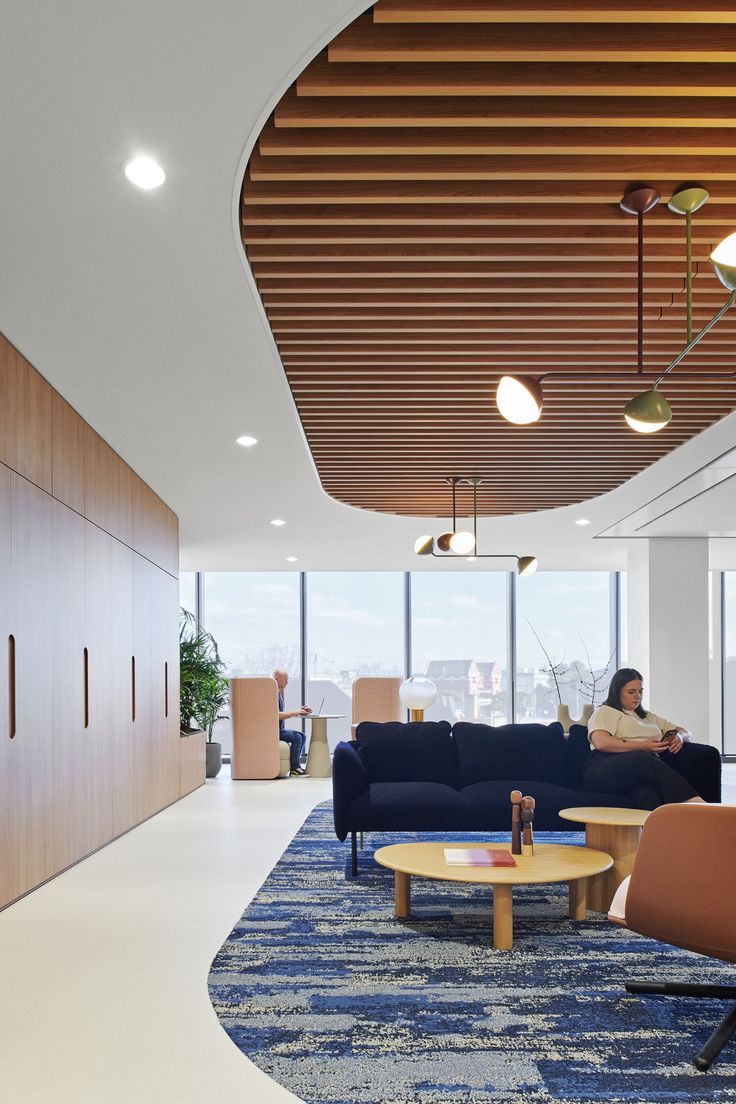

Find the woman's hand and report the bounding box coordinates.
[660,729,684,754]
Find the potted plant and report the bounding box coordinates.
[179,609,230,778]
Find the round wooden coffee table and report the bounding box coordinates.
[558,807,650,913]
[373,841,612,951]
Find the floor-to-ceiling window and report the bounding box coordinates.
[306,572,405,746]
[179,571,197,618]
[188,570,621,744]
[411,572,509,724]
[203,573,301,755]
[515,571,614,723]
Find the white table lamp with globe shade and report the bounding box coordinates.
[399,676,438,721]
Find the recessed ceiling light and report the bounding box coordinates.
[575,518,591,527]
[286,556,298,563]
[270,518,286,527]
[235,435,258,448]
[124,156,166,190]
[466,556,477,562]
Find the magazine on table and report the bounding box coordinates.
[443,848,516,867]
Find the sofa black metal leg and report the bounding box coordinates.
[351,832,358,877]
[694,1004,736,1072]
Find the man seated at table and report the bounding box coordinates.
[274,668,311,776]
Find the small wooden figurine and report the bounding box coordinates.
[510,789,523,855]
[521,795,536,856]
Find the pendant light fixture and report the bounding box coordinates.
[414,479,537,574]
[617,186,674,434]
[495,374,543,425]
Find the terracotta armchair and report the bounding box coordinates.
[230,677,290,780]
[351,676,403,739]
[612,802,736,1071]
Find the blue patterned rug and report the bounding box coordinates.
[208,803,736,1103]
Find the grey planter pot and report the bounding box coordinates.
[206,741,222,779]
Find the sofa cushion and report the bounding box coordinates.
[348,781,462,832]
[355,720,457,786]
[453,721,566,788]
[457,780,637,831]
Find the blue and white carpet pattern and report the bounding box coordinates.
[208,803,736,1103]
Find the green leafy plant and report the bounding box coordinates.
[179,609,229,741]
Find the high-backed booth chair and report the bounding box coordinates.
[612,802,736,1071]
[230,677,290,780]
[351,677,403,738]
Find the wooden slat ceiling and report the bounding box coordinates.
[241,0,736,517]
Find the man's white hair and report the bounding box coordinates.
[273,668,288,678]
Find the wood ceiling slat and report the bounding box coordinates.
[373,0,736,23]
[243,201,736,225]
[275,90,736,128]
[243,179,736,204]
[240,0,736,518]
[248,151,736,181]
[328,15,736,62]
[297,54,736,97]
[259,123,736,157]
[249,244,706,261]
[249,261,705,276]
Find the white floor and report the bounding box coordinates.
[1,764,734,1104]
[0,769,332,1104]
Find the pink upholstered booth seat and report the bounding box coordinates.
[351,677,403,739]
[230,676,290,780]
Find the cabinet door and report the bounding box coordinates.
[53,501,97,868]
[0,337,53,492]
[86,523,134,841]
[133,553,156,821]
[9,472,55,900]
[0,464,12,906]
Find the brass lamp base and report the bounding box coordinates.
[409,709,424,722]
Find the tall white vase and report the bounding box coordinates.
[556,703,594,734]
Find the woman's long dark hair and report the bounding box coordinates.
[603,667,647,718]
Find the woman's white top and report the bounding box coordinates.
[586,704,677,749]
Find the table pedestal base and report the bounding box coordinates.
[306,717,331,777]
[586,823,641,913]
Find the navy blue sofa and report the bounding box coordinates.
[332,720,721,875]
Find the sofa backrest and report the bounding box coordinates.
[452,721,567,787]
[566,724,593,788]
[354,720,457,785]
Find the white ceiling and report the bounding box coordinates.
[4,0,736,573]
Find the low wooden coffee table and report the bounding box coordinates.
[558,807,650,913]
[373,841,612,951]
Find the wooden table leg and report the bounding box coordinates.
[586,823,641,913]
[568,877,588,920]
[395,871,410,918]
[492,883,513,950]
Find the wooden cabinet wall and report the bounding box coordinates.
[0,332,202,910]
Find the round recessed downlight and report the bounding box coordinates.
[449,530,476,555]
[235,435,258,448]
[286,556,298,563]
[124,156,166,190]
[270,518,286,527]
[575,518,591,527]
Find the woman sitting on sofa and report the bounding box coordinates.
[584,667,708,810]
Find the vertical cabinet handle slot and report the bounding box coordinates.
[83,647,89,729]
[8,635,16,739]
[131,655,136,722]
[164,661,169,718]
